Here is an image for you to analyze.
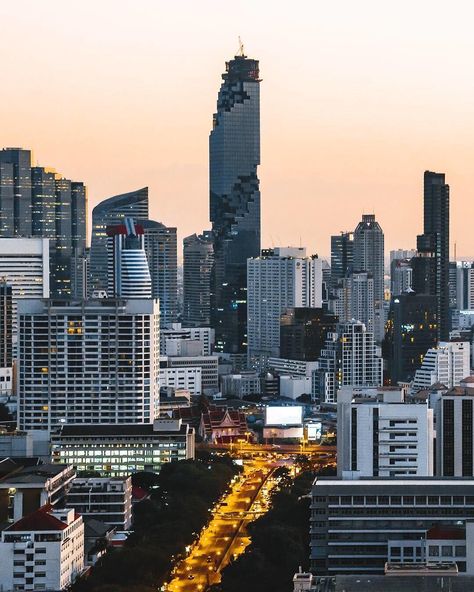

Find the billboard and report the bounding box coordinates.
[306,422,322,441]
[265,405,303,426]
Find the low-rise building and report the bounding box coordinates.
[160,364,202,396]
[160,324,214,356]
[51,419,195,477]
[67,476,132,530]
[0,460,75,524]
[311,476,474,575]
[199,407,248,443]
[221,371,261,398]
[0,506,84,591]
[161,355,219,394]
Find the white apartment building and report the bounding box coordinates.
[67,476,132,530]
[247,247,323,369]
[160,365,202,396]
[412,341,471,393]
[316,321,383,404]
[17,298,160,432]
[161,355,218,394]
[456,262,474,310]
[160,323,214,356]
[0,238,49,345]
[337,386,434,477]
[0,506,84,591]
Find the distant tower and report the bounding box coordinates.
[210,50,261,357]
[353,214,385,341]
[415,171,450,340]
[183,231,214,327]
[142,220,178,327]
[90,187,149,294]
[107,219,152,298]
[330,232,354,288]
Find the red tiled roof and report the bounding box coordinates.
[5,505,68,532]
[427,525,465,540]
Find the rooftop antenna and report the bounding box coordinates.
[238,36,245,57]
[454,241,457,261]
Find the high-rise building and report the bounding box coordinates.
[210,51,261,357]
[316,320,383,404]
[412,341,470,393]
[0,281,13,368]
[416,171,450,340]
[337,386,434,477]
[353,214,385,341]
[435,378,474,477]
[348,271,375,334]
[17,298,159,433]
[390,258,413,297]
[0,148,32,236]
[330,231,353,288]
[0,148,87,298]
[183,231,214,327]
[455,262,474,310]
[142,219,178,326]
[385,291,438,385]
[89,187,149,294]
[106,219,152,298]
[280,307,338,362]
[0,238,49,347]
[247,248,323,369]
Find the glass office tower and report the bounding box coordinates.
[209,52,261,357]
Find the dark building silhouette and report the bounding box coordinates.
[385,291,438,385]
[330,231,353,288]
[183,231,214,327]
[210,52,261,357]
[0,280,13,367]
[0,148,87,298]
[280,307,338,362]
[414,171,450,340]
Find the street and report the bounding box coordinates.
[165,444,336,591]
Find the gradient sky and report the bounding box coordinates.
[1,0,473,260]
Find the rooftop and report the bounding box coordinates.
[56,423,190,437]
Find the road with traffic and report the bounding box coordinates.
[165,444,336,591]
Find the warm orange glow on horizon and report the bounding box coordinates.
[1,0,473,259]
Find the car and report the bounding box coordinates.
[188,574,195,580]
[206,556,212,563]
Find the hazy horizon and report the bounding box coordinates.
[1,0,473,261]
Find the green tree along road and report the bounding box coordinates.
[71,454,241,592]
[210,470,315,592]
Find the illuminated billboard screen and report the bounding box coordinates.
[265,405,303,426]
[306,422,322,441]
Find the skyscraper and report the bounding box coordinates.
[210,51,261,357]
[89,187,149,294]
[247,248,322,369]
[142,219,178,326]
[0,148,87,298]
[0,148,32,237]
[330,231,353,288]
[353,214,385,341]
[107,219,152,298]
[416,171,450,340]
[183,231,214,327]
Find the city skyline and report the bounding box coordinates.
[1,1,474,259]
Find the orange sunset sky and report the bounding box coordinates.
[1,0,473,260]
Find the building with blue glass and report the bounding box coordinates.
[209,51,261,358]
